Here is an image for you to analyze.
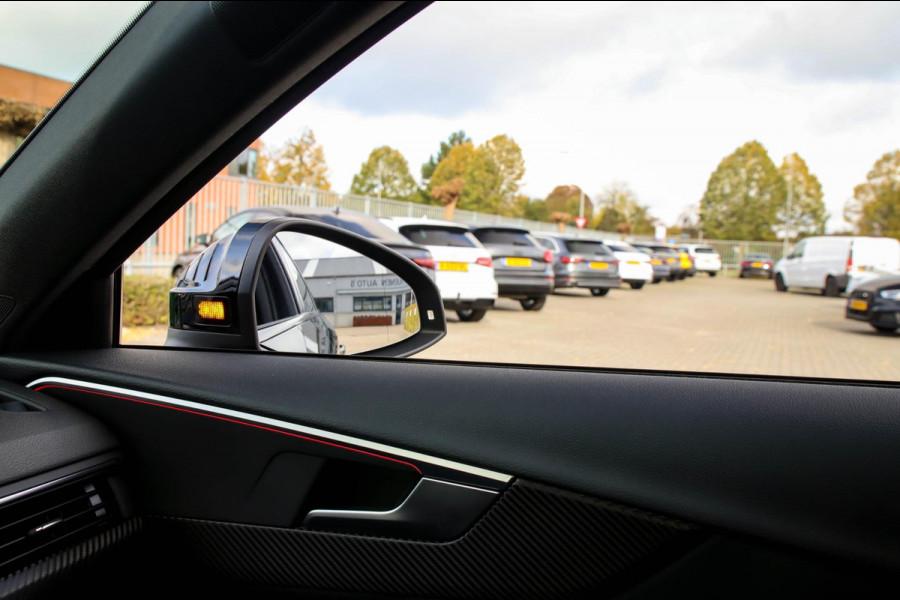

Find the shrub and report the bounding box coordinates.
[122,275,171,327]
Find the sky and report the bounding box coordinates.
[2,1,898,231]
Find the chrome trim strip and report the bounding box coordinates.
[307,478,497,519]
[27,377,512,484]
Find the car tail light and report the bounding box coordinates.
[560,256,584,264]
[543,250,554,263]
[846,249,853,273]
[475,256,493,268]
[413,257,436,270]
[741,261,750,267]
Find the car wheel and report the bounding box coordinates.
[678,273,687,280]
[590,288,610,296]
[456,308,487,322]
[709,272,717,277]
[739,271,745,278]
[652,278,662,284]
[629,282,644,290]
[774,273,787,292]
[667,274,676,282]
[520,296,547,311]
[172,265,184,279]
[872,324,899,333]
[824,276,841,297]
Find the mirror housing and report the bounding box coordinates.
[167,218,446,357]
[194,233,211,247]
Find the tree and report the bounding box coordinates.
[421,130,470,185]
[513,196,550,222]
[263,128,331,189]
[545,185,592,220]
[428,135,526,216]
[481,134,526,209]
[550,211,572,233]
[844,150,900,238]
[593,207,624,233]
[593,182,655,234]
[700,141,785,241]
[779,153,827,239]
[431,177,464,221]
[350,146,418,201]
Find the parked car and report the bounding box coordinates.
[469,226,554,310]
[600,241,653,290]
[681,244,722,277]
[532,234,621,295]
[739,253,775,279]
[632,242,685,280]
[845,276,900,333]
[774,236,900,296]
[173,206,436,279]
[384,218,498,322]
[677,247,696,277]
[629,245,671,283]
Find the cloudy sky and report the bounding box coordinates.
[2,1,898,230]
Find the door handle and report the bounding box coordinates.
[304,478,499,541]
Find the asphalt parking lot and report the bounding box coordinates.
[415,275,900,381]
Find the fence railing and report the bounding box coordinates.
[125,176,786,276]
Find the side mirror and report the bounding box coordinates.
[194,233,211,246]
[166,218,446,358]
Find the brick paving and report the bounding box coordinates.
[415,275,900,381]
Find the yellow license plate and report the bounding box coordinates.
[666,258,675,263]
[651,259,662,265]
[752,262,762,267]
[439,261,468,272]
[505,257,532,267]
[627,260,640,265]
[590,262,609,269]
[850,299,868,311]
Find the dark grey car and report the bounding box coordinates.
[632,242,684,281]
[469,226,553,311]
[533,234,621,296]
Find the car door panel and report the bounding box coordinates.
[3,349,900,575]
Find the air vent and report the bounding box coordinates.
[0,473,119,576]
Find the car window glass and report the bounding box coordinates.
[473,230,535,246]
[117,1,900,381]
[400,226,476,247]
[565,241,612,256]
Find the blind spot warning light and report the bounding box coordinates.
[194,297,230,325]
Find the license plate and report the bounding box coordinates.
[505,257,532,267]
[752,262,762,267]
[850,299,868,312]
[651,259,662,265]
[438,261,468,272]
[627,260,640,265]
[589,262,609,270]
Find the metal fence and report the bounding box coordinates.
[125,176,784,276]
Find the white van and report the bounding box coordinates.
[773,236,900,296]
[680,244,722,276]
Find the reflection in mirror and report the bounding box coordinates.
[268,232,420,355]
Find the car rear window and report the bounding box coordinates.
[299,214,409,243]
[472,229,536,246]
[400,226,477,248]
[694,247,716,254]
[565,241,614,256]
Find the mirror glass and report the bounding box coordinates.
[261,232,420,355]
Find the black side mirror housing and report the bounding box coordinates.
[166,217,446,358]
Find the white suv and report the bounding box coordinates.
[681,244,722,277]
[384,218,499,321]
